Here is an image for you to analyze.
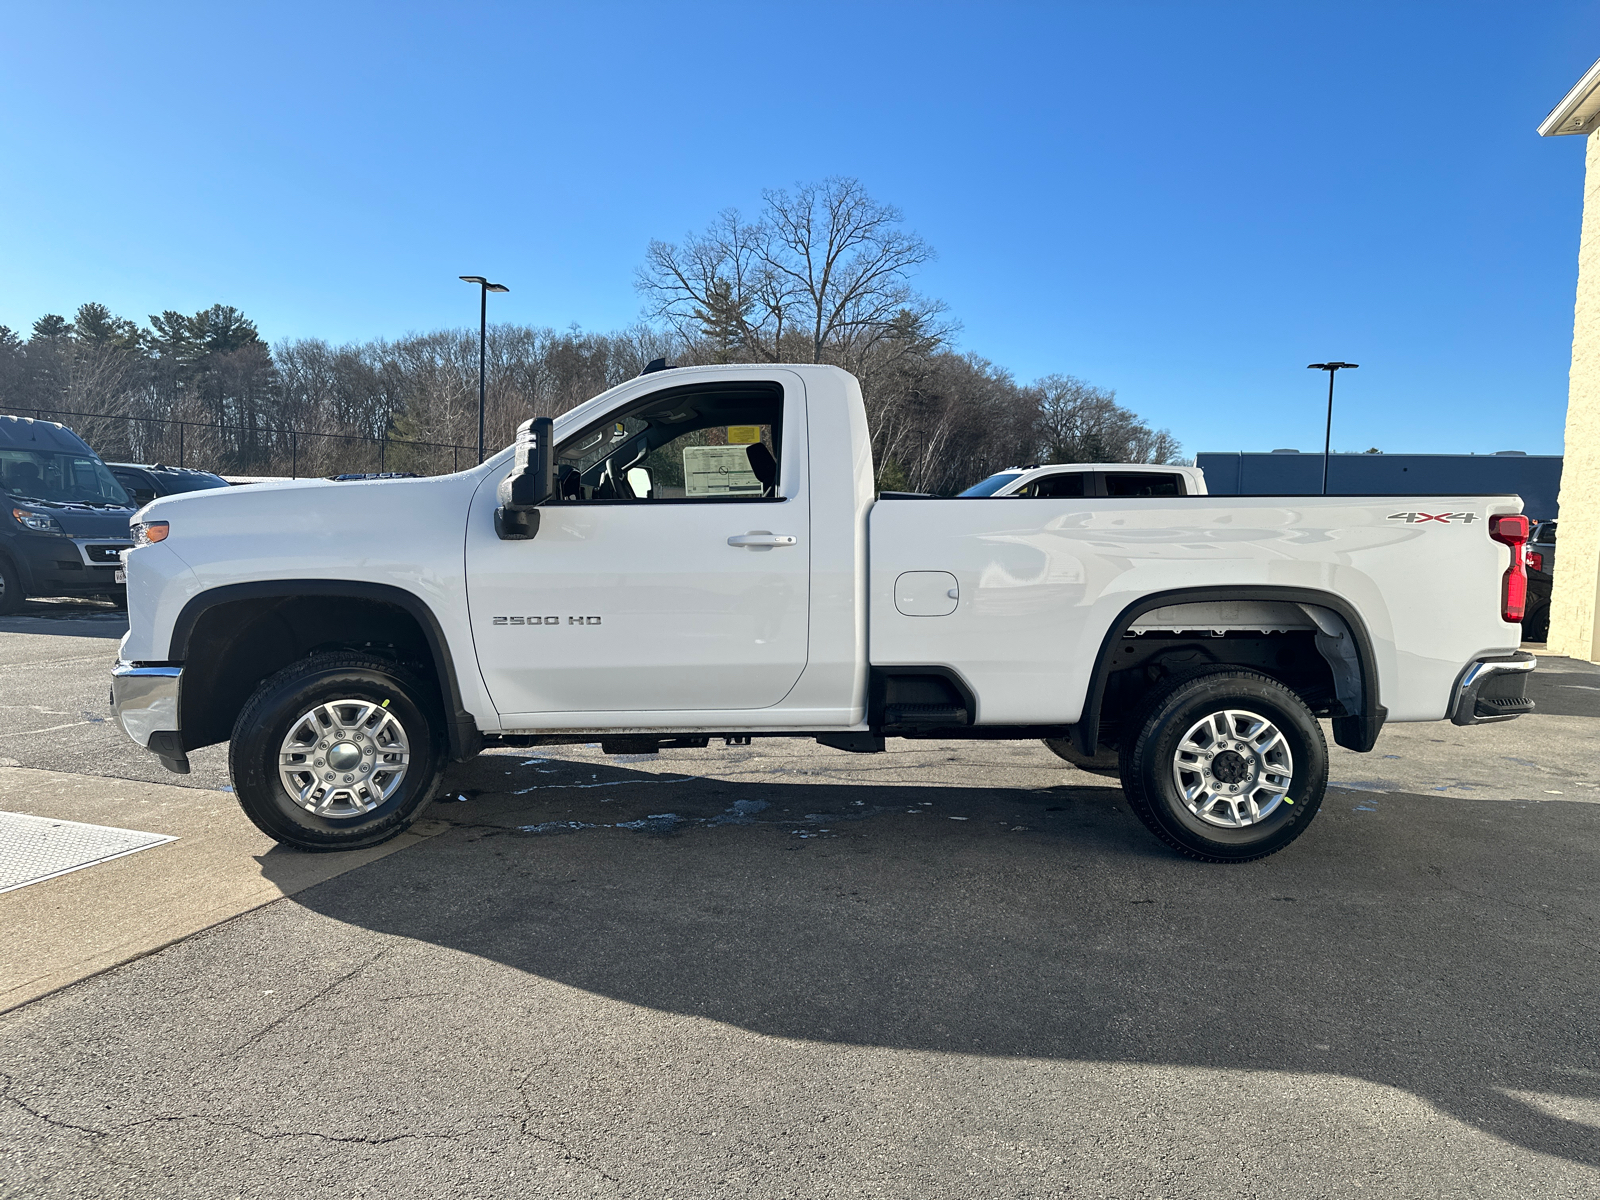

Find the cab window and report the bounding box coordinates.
[1020,473,1086,498]
[111,469,158,506]
[553,382,783,502]
[1103,472,1185,497]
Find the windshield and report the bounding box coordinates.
[158,472,230,495]
[956,471,1023,498]
[1,448,131,507]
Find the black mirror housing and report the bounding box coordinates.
[496,416,553,541]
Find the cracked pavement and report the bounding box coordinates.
[2,607,1598,1197]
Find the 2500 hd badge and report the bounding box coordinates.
[492,615,602,626]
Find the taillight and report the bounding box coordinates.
[1490,514,1530,623]
[1525,549,1544,574]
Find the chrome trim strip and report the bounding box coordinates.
[72,537,133,567]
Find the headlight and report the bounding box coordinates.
[132,521,170,546]
[12,508,66,535]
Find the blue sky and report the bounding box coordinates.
[3,2,1598,456]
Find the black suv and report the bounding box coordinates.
[1,416,136,613]
[106,462,230,507]
[1523,520,1557,642]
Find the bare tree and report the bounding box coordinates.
[637,177,953,373]
[1034,373,1181,465]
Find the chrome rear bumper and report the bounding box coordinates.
[1449,652,1536,726]
[110,662,188,773]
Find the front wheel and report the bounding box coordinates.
[1119,669,1327,863]
[228,652,446,851]
[0,556,25,615]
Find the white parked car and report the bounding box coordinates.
[111,364,1535,863]
[957,462,1207,499]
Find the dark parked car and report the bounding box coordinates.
[1,416,136,613]
[106,462,230,507]
[1523,519,1556,642]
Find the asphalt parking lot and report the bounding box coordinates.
[2,600,1598,1198]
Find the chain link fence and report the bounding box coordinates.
[0,405,477,479]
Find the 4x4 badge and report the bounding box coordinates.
[1387,512,1478,524]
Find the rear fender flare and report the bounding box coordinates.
[1075,586,1386,755]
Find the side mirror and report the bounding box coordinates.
[495,416,553,541]
[626,465,653,499]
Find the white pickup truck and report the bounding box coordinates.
[110,364,1536,862]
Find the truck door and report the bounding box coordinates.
[464,374,810,719]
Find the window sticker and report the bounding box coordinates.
[683,445,763,497]
[726,425,760,445]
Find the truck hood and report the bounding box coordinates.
[136,470,491,544]
[134,468,491,598]
[7,498,138,538]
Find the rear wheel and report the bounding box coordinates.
[0,556,24,615]
[1522,608,1550,643]
[228,652,445,851]
[1119,669,1327,863]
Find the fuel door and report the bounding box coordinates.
[894,571,959,617]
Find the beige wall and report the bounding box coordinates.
[1549,130,1600,663]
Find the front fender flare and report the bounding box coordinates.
[167,579,482,761]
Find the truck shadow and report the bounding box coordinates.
[284,751,1600,1169]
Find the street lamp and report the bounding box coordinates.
[460,275,510,463]
[1307,361,1358,496]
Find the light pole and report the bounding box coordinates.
[1307,361,1358,495]
[460,275,509,463]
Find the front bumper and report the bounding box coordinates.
[10,534,131,596]
[1449,652,1536,726]
[110,661,188,773]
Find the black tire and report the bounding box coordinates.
[228,652,446,851]
[0,555,25,615]
[1119,669,1327,863]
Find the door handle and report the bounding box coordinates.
[727,532,798,547]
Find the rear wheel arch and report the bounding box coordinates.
[1075,586,1385,757]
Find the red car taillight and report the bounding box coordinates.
[1490,514,1530,623]
[1525,548,1544,574]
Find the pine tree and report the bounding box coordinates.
[692,278,752,362]
[74,303,141,351]
[30,314,72,344]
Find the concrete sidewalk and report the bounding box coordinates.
[0,766,442,1012]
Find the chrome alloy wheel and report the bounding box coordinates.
[277,700,411,818]
[1170,708,1294,828]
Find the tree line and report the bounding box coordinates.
[0,178,1179,489]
